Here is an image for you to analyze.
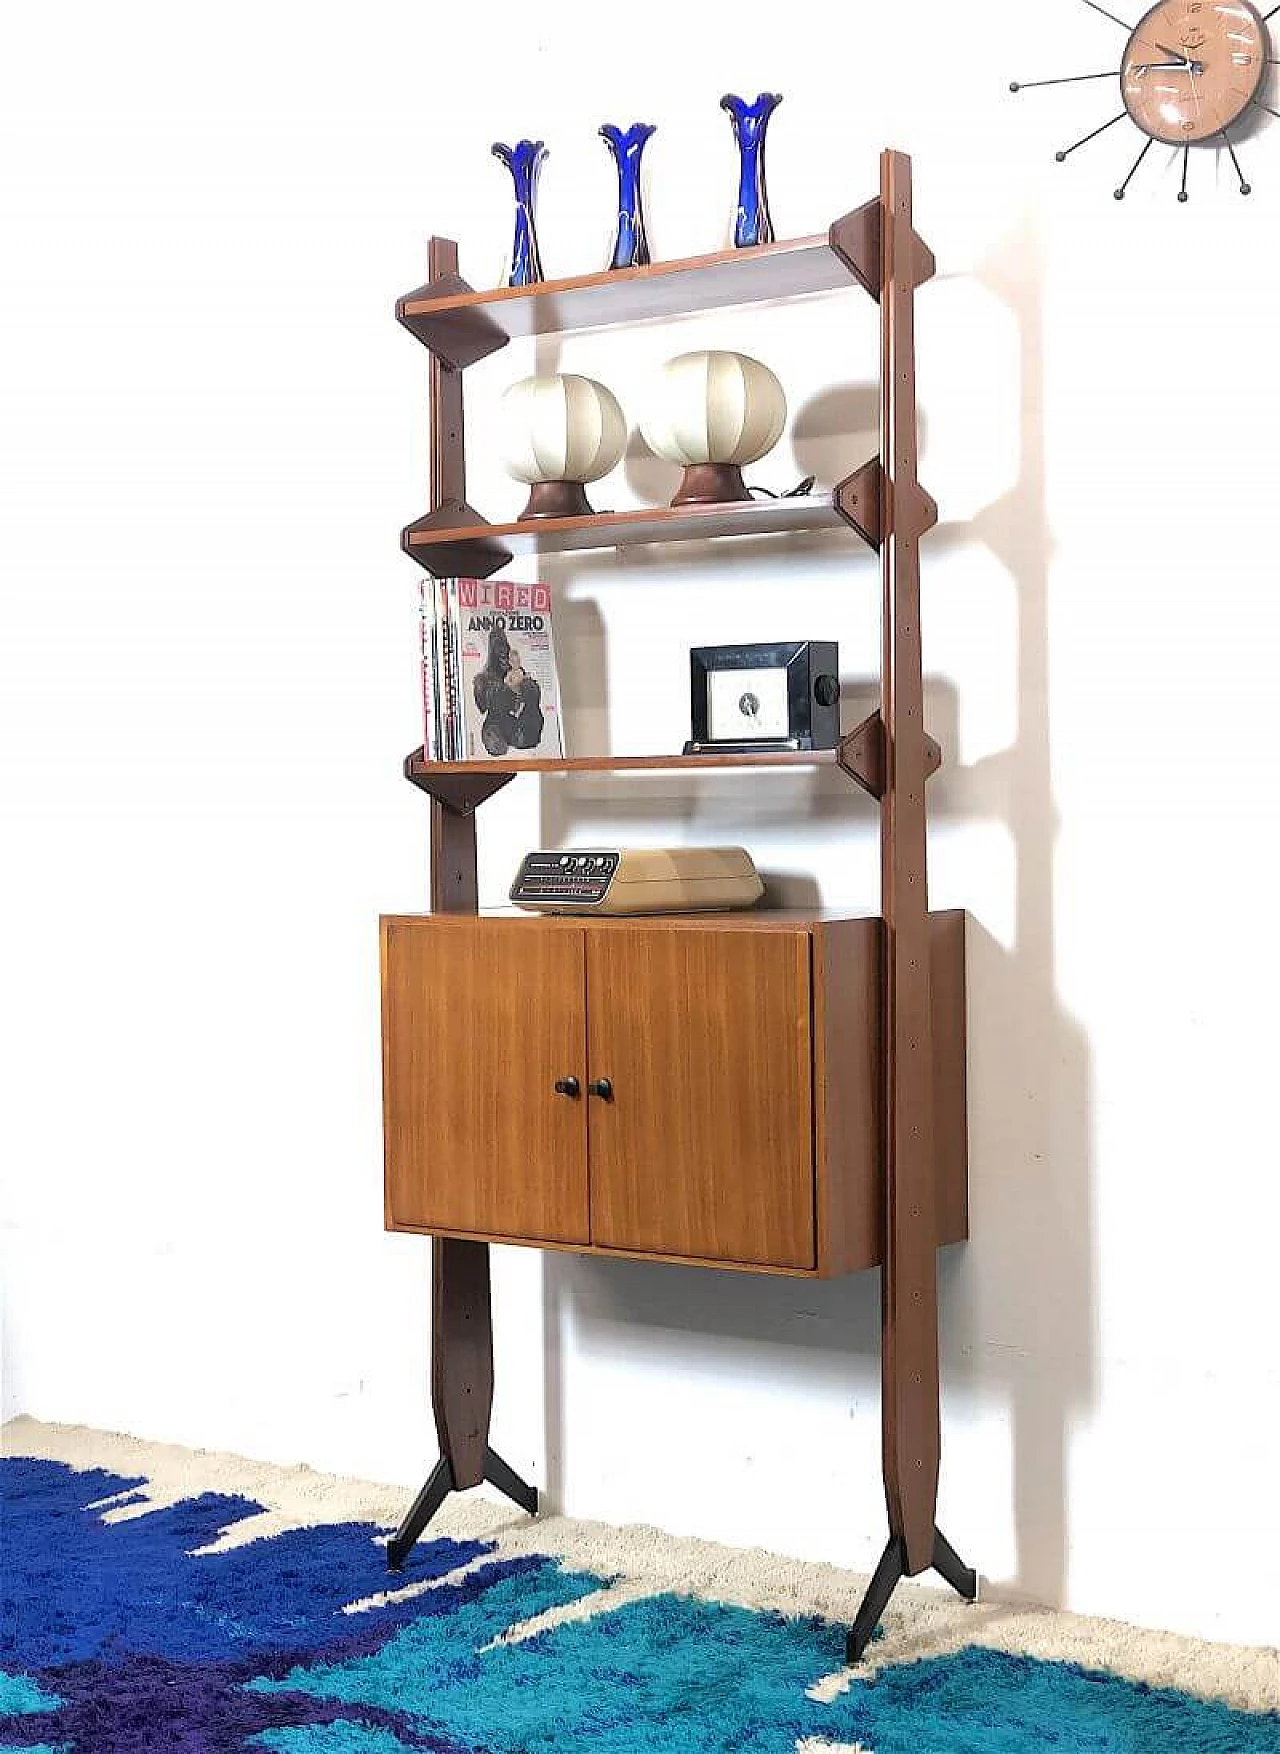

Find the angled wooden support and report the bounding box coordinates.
[847,147,973,1661]
[401,506,513,580]
[396,270,509,369]
[829,201,937,300]
[403,748,515,815]
[829,199,883,299]
[834,459,883,551]
[838,715,940,802]
[838,712,886,798]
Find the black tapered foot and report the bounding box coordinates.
[846,1536,906,1662]
[386,1448,538,1572]
[485,1445,539,1516]
[931,1527,978,1600]
[845,1527,976,1663]
[387,1457,454,1572]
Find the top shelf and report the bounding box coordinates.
[396,204,888,367]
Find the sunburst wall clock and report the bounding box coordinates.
[1012,0,1278,200]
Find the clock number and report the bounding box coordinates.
[1234,53,1254,65]
[1182,119,1195,130]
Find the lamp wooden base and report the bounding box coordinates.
[518,480,596,519]
[672,462,749,506]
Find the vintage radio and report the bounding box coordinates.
[510,847,764,915]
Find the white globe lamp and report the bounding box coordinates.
[498,373,627,519]
[639,349,787,506]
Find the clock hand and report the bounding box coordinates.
[1153,42,1206,71]
[1187,58,1204,122]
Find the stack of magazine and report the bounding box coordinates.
[419,578,564,762]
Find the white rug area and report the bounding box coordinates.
[5,1416,1276,1716]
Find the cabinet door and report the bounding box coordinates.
[381,918,589,1244]
[586,928,815,1269]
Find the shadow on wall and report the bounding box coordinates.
[934,210,1097,1611]
[529,210,1096,1612]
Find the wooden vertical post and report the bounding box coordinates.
[387,241,537,1569]
[424,238,495,1492]
[846,153,974,1662]
[424,240,494,1487]
[427,809,493,1491]
[426,238,468,517]
[877,150,942,1577]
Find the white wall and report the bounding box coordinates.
[2,0,1278,1648]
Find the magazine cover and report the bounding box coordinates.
[456,579,564,760]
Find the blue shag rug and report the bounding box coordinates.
[2,1438,1277,1753]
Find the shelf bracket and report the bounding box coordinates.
[912,484,940,539]
[837,713,941,799]
[403,749,515,814]
[834,459,883,551]
[829,200,937,299]
[396,275,509,369]
[838,712,885,798]
[829,200,882,299]
[401,504,513,580]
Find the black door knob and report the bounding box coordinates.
[588,1078,613,1101]
[554,1077,580,1098]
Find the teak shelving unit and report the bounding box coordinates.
[384,149,975,1659]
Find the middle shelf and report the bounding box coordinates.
[402,712,942,813]
[402,466,881,577]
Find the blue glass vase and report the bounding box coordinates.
[600,122,656,270]
[720,92,782,248]
[492,139,547,287]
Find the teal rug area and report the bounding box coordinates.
[2,1428,1277,1752]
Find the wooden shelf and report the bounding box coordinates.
[396,210,881,367]
[400,712,944,814]
[402,465,881,578]
[410,748,855,776]
[406,747,870,815]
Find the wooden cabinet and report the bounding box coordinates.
[381,910,968,1278]
[381,918,590,1244]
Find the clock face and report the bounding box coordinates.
[707,667,790,741]
[1121,0,1267,144]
